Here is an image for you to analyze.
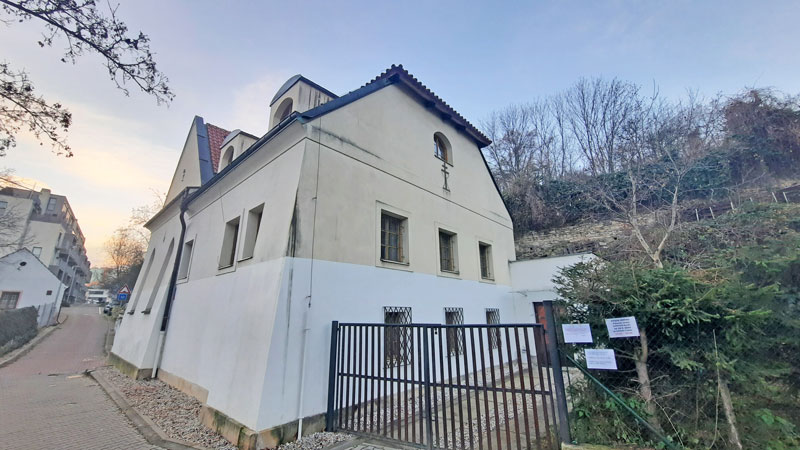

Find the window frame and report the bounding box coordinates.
[0,200,7,212]
[31,246,43,258]
[240,204,264,261]
[444,307,465,356]
[376,203,411,269]
[486,308,501,349]
[218,216,241,270]
[478,241,494,281]
[433,132,453,165]
[384,306,412,368]
[0,291,21,310]
[177,239,195,280]
[436,226,459,275]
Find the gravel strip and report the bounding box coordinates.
[99,366,237,449]
[276,432,354,450]
[99,366,354,449]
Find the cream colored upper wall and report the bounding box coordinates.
[269,80,335,129]
[305,84,511,228]
[165,120,202,203]
[25,221,66,266]
[299,84,515,284]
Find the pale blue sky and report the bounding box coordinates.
[3,0,799,263]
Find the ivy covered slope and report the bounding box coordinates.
[555,203,800,449]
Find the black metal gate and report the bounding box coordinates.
[326,320,569,449]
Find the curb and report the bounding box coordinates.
[0,323,59,369]
[89,368,205,450]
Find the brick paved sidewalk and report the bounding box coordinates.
[0,306,161,450]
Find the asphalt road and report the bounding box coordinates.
[0,305,160,450]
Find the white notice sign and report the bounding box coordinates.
[584,349,618,370]
[562,323,593,343]
[605,316,640,338]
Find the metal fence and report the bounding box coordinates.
[326,320,568,449]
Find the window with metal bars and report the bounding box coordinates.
[486,308,501,349]
[438,229,457,273]
[380,212,406,263]
[444,307,465,356]
[384,306,412,367]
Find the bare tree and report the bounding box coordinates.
[563,77,642,175]
[0,0,174,156]
[103,226,143,287]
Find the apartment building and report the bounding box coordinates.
[0,186,91,304]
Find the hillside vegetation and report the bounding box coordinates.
[556,203,800,449]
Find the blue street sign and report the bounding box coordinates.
[117,293,129,301]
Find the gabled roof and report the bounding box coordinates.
[298,64,491,148]
[270,74,339,106]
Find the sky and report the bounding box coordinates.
[3,0,800,265]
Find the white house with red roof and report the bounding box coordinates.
[111,65,524,448]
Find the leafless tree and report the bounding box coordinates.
[0,0,174,156]
[563,77,643,175]
[103,226,143,284]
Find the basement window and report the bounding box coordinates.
[240,204,264,260]
[486,308,501,349]
[384,306,412,367]
[219,217,240,269]
[445,307,464,356]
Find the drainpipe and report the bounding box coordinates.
[297,121,322,440]
[152,191,189,378]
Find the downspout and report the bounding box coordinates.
[296,118,322,439]
[152,190,189,378]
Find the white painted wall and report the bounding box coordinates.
[0,249,65,327]
[509,253,597,321]
[113,75,522,437]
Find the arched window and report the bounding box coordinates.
[434,133,451,164]
[220,146,234,171]
[275,97,294,124]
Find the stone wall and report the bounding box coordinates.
[516,219,631,260]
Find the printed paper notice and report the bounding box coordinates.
[562,324,593,343]
[584,349,618,370]
[605,316,640,338]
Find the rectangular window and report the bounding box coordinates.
[479,242,493,279]
[486,308,501,349]
[219,217,240,269]
[46,198,57,211]
[32,246,42,257]
[445,307,464,356]
[0,200,7,212]
[438,229,458,273]
[381,212,406,263]
[0,291,20,309]
[241,204,263,260]
[178,240,194,279]
[384,306,412,367]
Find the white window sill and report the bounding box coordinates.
[378,259,412,271]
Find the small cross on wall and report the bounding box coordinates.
[441,160,450,192]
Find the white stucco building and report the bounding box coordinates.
[112,65,571,448]
[0,249,65,327]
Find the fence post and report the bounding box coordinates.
[326,321,339,432]
[422,326,434,450]
[543,300,571,444]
